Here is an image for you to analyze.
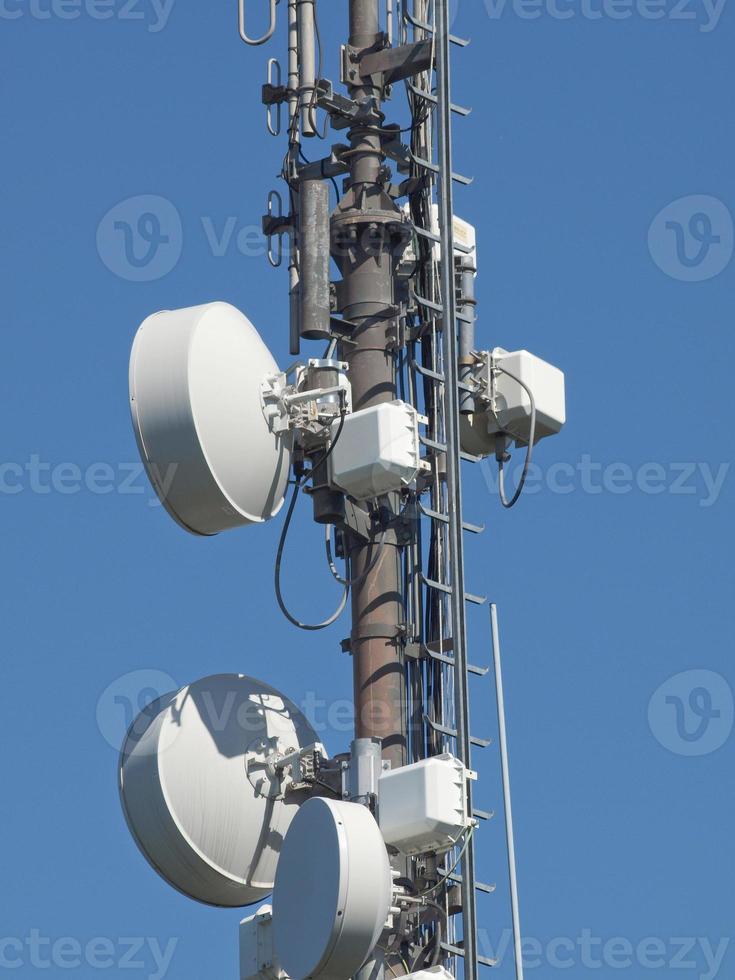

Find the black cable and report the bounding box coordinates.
[275,481,348,631]
[307,0,329,139]
[414,826,476,898]
[274,411,349,631]
[325,523,388,588]
[495,365,537,509]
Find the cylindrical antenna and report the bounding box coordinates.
[297,0,317,137]
[299,178,332,339]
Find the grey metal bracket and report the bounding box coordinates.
[341,622,406,654]
[314,80,384,132]
[262,213,294,238]
[359,40,434,86]
[297,144,351,183]
[342,498,372,541]
[261,82,288,106]
[381,129,413,171]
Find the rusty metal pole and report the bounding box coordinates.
[332,0,407,772]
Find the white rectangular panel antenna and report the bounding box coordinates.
[329,400,420,500]
[487,348,565,445]
[378,754,472,856]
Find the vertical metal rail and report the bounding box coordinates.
[287,0,302,354]
[434,1,480,976]
[491,604,525,980]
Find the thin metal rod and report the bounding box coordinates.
[490,603,525,980]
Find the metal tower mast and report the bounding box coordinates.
[240,1,532,976]
[121,5,560,978]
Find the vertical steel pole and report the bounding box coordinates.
[336,0,407,775]
[288,0,301,354]
[491,604,526,980]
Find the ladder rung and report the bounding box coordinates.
[418,502,485,535]
[422,574,451,595]
[419,433,447,453]
[441,875,498,896]
[402,10,472,47]
[412,290,444,314]
[409,154,474,187]
[423,714,491,748]
[411,360,444,382]
[421,572,486,607]
[423,645,490,677]
[421,435,483,464]
[411,223,474,259]
[413,222,441,243]
[420,504,449,523]
[411,361,474,395]
[463,519,486,535]
[441,941,497,968]
[406,83,472,116]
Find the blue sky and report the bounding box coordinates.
[1,2,733,979]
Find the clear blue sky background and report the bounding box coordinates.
[1,2,733,979]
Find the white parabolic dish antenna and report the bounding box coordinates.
[273,798,393,980]
[129,302,291,536]
[119,673,322,908]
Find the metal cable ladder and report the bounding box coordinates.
[398,2,494,977]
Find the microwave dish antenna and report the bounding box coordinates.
[129,302,291,536]
[119,673,322,908]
